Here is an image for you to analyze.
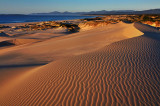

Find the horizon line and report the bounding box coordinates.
[0,8,160,15]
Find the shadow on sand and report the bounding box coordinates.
[0,63,47,70]
[134,22,160,41]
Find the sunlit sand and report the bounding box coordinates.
[0,20,160,105]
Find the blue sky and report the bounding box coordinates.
[0,0,160,14]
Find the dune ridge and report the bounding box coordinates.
[0,22,160,105]
[0,22,142,66]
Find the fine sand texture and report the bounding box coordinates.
[0,22,142,66]
[0,22,160,105]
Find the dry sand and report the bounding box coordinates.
[0,22,160,105]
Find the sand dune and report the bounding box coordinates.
[0,39,41,47]
[0,22,142,66]
[0,22,160,105]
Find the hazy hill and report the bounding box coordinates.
[30,9,160,15]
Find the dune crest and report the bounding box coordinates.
[122,23,144,38]
[0,22,143,66]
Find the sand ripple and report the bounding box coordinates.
[0,23,160,105]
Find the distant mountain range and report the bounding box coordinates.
[30,9,160,15]
[1,9,160,16]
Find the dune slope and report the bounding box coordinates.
[0,22,142,66]
[0,39,41,47]
[0,23,160,105]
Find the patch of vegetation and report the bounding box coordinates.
[139,15,160,22]
[59,23,80,32]
[0,25,10,29]
[81,17,103,21]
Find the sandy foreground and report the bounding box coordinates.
[0,21,160,105]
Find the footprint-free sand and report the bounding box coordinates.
[0,22,159,105]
